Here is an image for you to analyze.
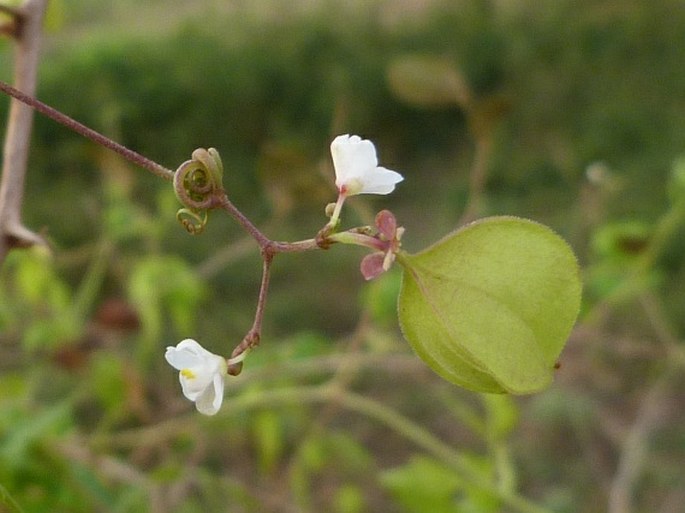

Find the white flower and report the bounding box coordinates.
[330,134,403,196]
[165,339,228,415]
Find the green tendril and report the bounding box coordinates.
[176,208,208,235]
[173,148,225,234]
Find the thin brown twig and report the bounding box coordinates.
[459,134,494,225]
[606,293,682,513]
[607,375,671,513]
[639,292,685,367]
[0,0,49,262]
[0,79,175,181]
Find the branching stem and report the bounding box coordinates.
[0,61,378,367]
[0,74,334,359]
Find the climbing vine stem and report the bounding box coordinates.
[0,81,403,379]
[0,79,175,181]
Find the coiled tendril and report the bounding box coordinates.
[174,148,224,234]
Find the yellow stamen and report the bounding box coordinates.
[180,368,196,379]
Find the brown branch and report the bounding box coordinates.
[607,293,682,513]
[607,375,671,513]
[0,80,176,181]
[0,0,49,263]
[227,249,273,372]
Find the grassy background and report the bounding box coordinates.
[1,0,685,512]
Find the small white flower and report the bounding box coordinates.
[165,339,228,415]
[330,134,403,196]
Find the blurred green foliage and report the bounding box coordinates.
[2,0,685,512]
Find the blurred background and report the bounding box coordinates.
[1,0,685,511]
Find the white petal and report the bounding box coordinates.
[165,347,196,370]
[212,372,225,411]
[165,338,223,369]
[331,134,378,187]
[330,134,403,195]
[179,367,213,400]
[357,166,404,195]
[194,385,218,415]
[165,339,205,369]
[178,338,217,359]
[165,339,228,415]
[195,373,224,415]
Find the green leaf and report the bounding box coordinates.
[15,248,71,310]
[44,0,66,31]
[0,402,73,472]
[387,54,471,109]
[334,485,366,513]
[251,410,284,475]
[360,271,402,327]
[380,456,460,513]
[88,353,126,412]
[128,255,206,356]
[397,216,581,394]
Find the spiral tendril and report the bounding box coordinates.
[173,148,224,234]
[176,208,209,235]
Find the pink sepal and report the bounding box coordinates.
[360,252,386,281]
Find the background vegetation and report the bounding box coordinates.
[1,0,685,511]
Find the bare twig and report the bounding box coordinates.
[607,293,682,513]
[457,97,501,227]
[607,375,671,513]
[0,0,49,262]
[459,134,494,225]
[228,250,273,366]
[0,80,175,181]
